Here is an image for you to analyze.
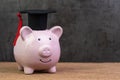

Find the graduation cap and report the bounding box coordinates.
[20,10,56,30]
[13,10,56,46]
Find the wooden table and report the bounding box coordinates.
[0,62,120,80]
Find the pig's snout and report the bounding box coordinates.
[39,46,52,58]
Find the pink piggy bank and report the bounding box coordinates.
[14,26,63,74]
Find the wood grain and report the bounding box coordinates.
[0,62,120,80]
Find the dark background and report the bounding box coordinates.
[0,0,120,62]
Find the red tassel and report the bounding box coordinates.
[13,12,23,46]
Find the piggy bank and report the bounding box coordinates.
[14,26,63,74]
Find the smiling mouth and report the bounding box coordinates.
[40,59,52,63]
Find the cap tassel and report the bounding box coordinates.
[13,12,23,46]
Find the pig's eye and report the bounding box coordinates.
[38,38,41,41]
[49,37,52,40]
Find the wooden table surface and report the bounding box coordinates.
[0,62,120,80]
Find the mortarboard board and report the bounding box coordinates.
[20,10,56,30]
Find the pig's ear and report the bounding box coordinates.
[50,26,63,38]
[20,26,33,41]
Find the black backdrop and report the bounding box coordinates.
[0,0,120,62]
